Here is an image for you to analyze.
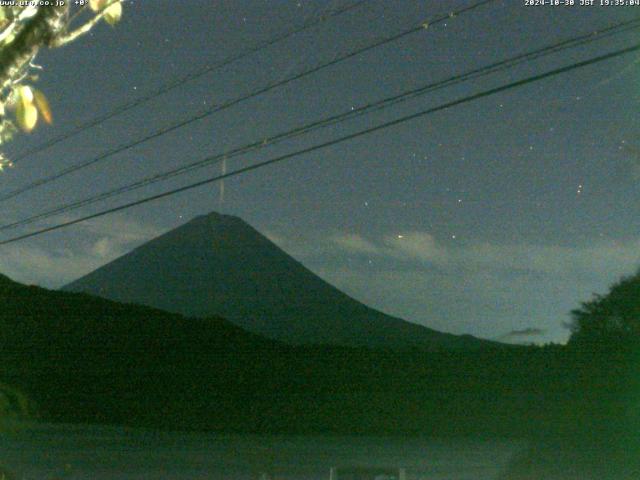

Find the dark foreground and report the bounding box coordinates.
[0,422,523,480]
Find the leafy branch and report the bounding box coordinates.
[0,1,124,169]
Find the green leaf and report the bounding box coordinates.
[17,86,33,106]
[33,90,52,125]
[104,2,122,25]
[89,0,107,12]
[16,102,37,133]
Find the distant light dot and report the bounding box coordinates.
[451,234,456,239]
[397,235,404,239]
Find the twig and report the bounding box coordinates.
[51,0,123,47]
[0,6,67,91]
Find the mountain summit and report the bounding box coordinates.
[64,212,489,350]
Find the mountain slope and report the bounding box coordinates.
[64,212,489,350]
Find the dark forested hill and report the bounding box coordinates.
[0,272,615,438]
[0,272,280,429]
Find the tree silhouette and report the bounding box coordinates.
[569,271,640,349]
[567,270,640,453]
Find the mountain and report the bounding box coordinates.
[64,211,490,350]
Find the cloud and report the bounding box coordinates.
[498,328,546,340]
[79,215,163,244]
[383,232,448,264]
[266,228,640,281]
[0,244,104,288]
[0,214,163,288]
[91,238,114,258]
[320,231,640,278]
[82,216,163,260]
[330,233,380,255]
[263,230,327,259]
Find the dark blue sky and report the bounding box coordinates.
[1,0,639,343]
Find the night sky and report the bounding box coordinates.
[0,0,639,344]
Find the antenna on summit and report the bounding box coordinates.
[219,156,226,204]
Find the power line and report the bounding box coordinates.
[8,0,370,165]
[1,42,637,246]
[1,16,638,232]
[0,0,497,203]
